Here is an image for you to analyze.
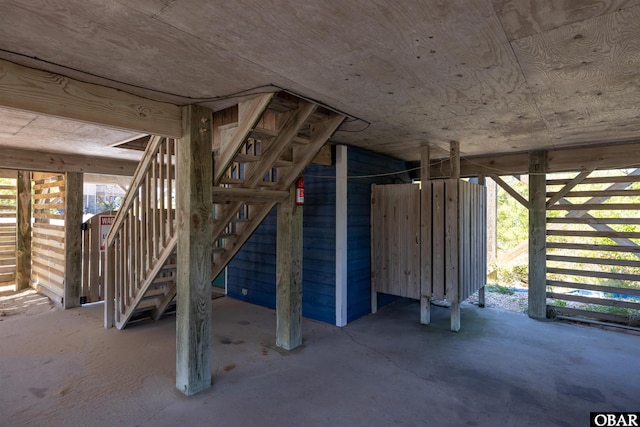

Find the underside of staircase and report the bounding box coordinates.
[105,92,345,329]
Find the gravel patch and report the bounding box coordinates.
[467,288,528,314]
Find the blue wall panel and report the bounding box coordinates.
[303,161,337,323]
[346,146,411,322]
[227,208,278,309]
[227,156,337,324]
[227,145,411,325]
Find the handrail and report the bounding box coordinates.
[104,136,177,329]
[105,135,164,247]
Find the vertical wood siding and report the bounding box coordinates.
[346,146,411,322]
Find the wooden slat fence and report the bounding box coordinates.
[0,171,17,283]
[371,179,487,329]
[546,169,640,326]
[31,172,66,302]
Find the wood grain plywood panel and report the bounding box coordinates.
[493,0,640,41]
[1,0,639,164]
[0,0,285,103]
[512,7,640,135]
[0,105,143,162]
[153,0,534,153]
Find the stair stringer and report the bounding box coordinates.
[151,100,345,319]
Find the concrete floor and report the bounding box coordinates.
[0,296,638,427]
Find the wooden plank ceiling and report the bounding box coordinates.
[0,0,639,163]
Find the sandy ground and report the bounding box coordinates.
[0,283,528,322]
[0,285,58,321]
[1,289,639,427]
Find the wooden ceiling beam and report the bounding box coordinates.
[0,147,138,176]
[0,169,18,179]
[0,59,182,137]
[430,141,640,177]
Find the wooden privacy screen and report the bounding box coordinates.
[31,172,66,302]
[371,179,486,307]
[0,171,17,283]
[425,179,487,303]
[371,184,421,299]
[545,169,640,325]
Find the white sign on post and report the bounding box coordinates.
[99,215,116,251]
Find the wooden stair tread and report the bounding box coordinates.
[251,127,310,146]
[212,186,289,203]
[274,158,293,168]
[220,177,244,185]
[150,276,175,285]
[266,96,298,112]
[234,153,260,163]
[219,177,279,188]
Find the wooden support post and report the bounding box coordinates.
[104,240,115,328]
[477,174,486,308]
[63,172,83,308]
[450,141,461,332]
[420,145,431,325]
[370,183,378,315]
[450,140,460,179]
[335,145,348,326]
[16,171,31,291]
[528,151,547,319]
[176,105,213,395]
[486,177,498,281]
[276,184,303,350]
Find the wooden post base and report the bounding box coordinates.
[420,296,431,325]
[450,303,460,332]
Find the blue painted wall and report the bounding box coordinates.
[227,210,278,309]
[227,153,337,324]
[345,146,412,322]
[227,145,411,325]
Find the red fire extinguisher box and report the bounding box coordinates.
[295,177,304,205]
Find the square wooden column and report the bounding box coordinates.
[176,105,213,395]
[276,184,303,350]
[528,151,547,319]
[16,171,31,291]
[335,145,348,326]
[63,172,83,308]
[449,141,461,332]
[420,145,432,325]
[477,174,486,308]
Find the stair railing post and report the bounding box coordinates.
[104,240,115,329]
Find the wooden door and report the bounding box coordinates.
[371,183,421,299]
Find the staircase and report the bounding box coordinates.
[104,92,344,329]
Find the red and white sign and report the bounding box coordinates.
[99,215,115,251]
[295,177,304,205]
